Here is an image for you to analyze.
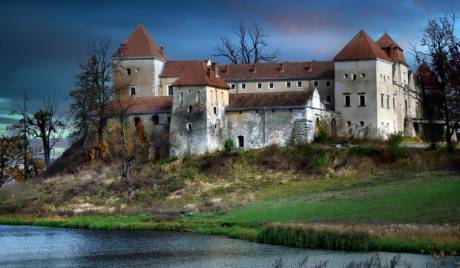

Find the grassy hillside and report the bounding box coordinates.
[0,143,459,253]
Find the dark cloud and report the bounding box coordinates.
[0,0,459,134]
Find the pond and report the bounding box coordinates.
[0,225,457,267]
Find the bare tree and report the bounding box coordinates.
[70,38,113,148]
[8,95,33,180]
[413,11,460,151]
[28,95,65,167]
[214,23,278,64]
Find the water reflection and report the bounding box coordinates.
[0,225,457,267]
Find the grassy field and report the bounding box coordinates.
[193,171,460,224]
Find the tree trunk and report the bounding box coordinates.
[122,160,134,198]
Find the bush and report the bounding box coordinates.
[224,139,235,152]
[157,156,178,165]
[349,146,379,157]
[388,133,403,147]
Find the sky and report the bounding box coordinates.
[0,0,459,134]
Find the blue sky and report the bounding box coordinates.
[0,0,459,134]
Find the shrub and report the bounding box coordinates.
[157,156,178,165]
[388,133,403,147]
[224,139,235,152]
[349,146,379,157]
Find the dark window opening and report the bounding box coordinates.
[326,95,332,104]
[344,94,351,107]
[269,82,274,89]
[167,116,171,124]
[127,68,131,75]
[238,136,244,148]
[213,106,217,115]
[186,123,192,132]
[286,81,291,88]
[151,115,159,125]
[297,81,302,87]
[257,83,262,89]
[314,81,319,87]
[352,74,357,80]
[393,98,395,109]
[187,106,193,113]
[381,94,385,108]
[231,84,235,89]
[387,96,390,109]
[326,81,331,87]
[134,117,141,127]
[168,85,173,96]
[359,94,366,107]
[272,109,275,113]
[360,121,365,127]
[361,73,366,78]
[130,87,136,96]
[347,121,352,127]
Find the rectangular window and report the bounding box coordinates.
[286,81,291,88]
[230,83,235,89]
[238,136,244,148]
[130,87,136,96]
[168,85,173,96]
[358,94,366,107]
[257,82,262,89]
[314,81,319,87]
[326,94,331,104]
[186,123,192,132]
[344,94,351,107]
[326,81,331,87]
[381,94,384,108]
[241,83,246,90]
[393,97,395,109]
[297,81,302,88]
[344,74,349,79]
[127,68,131,75]
[269,82,274,89]
[387,95,390,109]
[352,74,357,80]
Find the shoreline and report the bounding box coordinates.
[1,214,458,256]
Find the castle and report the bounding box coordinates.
[111,25,422,157]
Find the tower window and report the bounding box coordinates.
[347,121,352,127]
[151,114,159,125]
[127,68,131,75]
[213,106,217,115]
[237,136,244,148]
[326,81,331,87]
[326,94,331,104]
[393,97,395,109]
[168,85,173,96]
[297,81,302,88]
[344,74,349,79]
[360,121,365,127]
[387,95,390,109]
[344,94,351,107]
[381,94,385,108]
[361,73,366,78]
[186,123,192,132]
[187,106,193,113]
[257,82,262,89]
[314,80,319,87]
[286,81,291,88]
[352,74,357,80]
[269,82,274,89]
[130,87,136,96]
[358,93,366,107]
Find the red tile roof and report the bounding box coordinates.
[227,91,312,110]
[172,62,230,89]
[160,60,206,77]
[218,61,334,81]
[334,30,392,62]
[108,96,172,114]
[376,33,408,66]
[113,25,166,59]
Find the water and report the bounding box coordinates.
[0,225,457,267]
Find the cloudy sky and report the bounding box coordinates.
[0,0,459,134]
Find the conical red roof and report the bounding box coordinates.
[173,62,230,89]
[334,30,391,62]
[376,33,408,66]
[113,25,166,59]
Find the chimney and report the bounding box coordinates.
[279,63,285,72]
[211,63,219,78]
[251,64,257,73]
[309,61,315,72]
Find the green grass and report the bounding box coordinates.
[193,172,460,224]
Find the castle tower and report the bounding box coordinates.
[169,61,230,156]
[334,30,396,136]
[113,25,166,97]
